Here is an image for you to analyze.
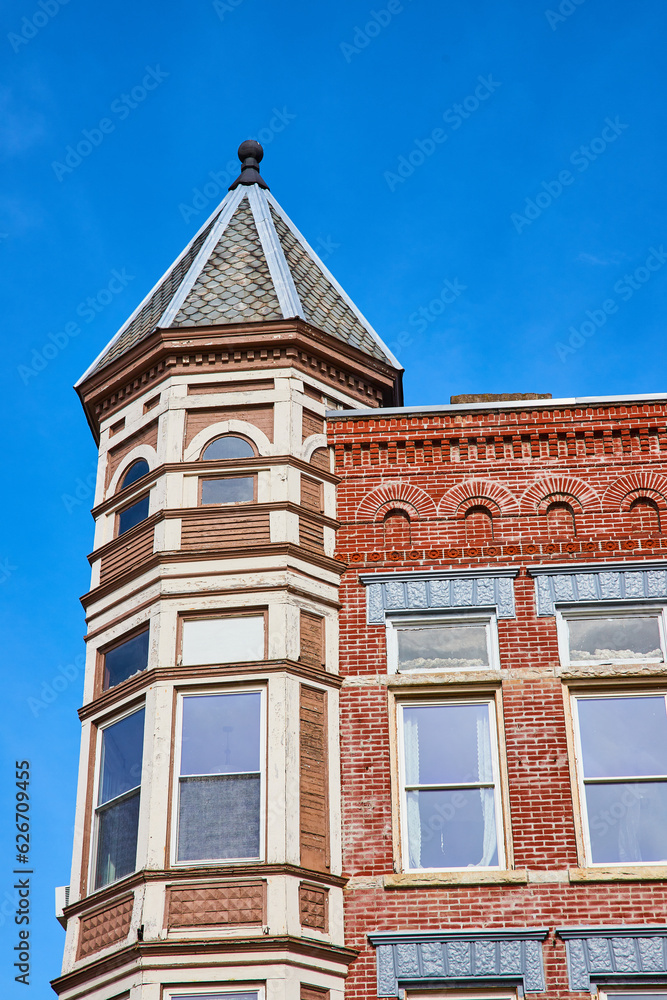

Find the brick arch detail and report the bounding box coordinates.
[520,476,600,514]
[604,473,667,512]
[376,500,417,522]
[438,480,519,518]
[537,492,583,516]
[356,482,437,520]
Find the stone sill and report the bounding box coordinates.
[384,870,529,888]
[569,866,667,882]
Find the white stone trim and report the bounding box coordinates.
[184,420,272,461]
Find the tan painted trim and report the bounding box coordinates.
[78,662,343,722]
[569,865,667,881]
[561,681,587,866]
[79,726,97,898]
[383,869,529,888]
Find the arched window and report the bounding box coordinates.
[201,436,255,461]
[120,459,149,490]
[546,501,576,538]
[465,505,494,542]
[383,509,412,549]
[630,497,661,536]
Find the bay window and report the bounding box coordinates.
[93,708,145,889]
[175,690,264,863]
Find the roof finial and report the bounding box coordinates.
[229,139,270,190]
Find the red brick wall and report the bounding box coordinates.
[330,400,667,999]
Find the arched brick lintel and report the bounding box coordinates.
[438,480,519,519]
[356,482,437,520]
[520,476,600,514]
[605,473,667,512]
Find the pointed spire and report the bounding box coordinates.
[229,140,269,190]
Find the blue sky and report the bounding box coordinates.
[2,0,667,993]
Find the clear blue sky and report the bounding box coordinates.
[1,0,666,993]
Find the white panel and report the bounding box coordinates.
[182,616,264,665]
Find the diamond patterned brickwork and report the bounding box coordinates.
[269,205,389,363]
[97,211,221,371]
[167,881,265,928]
[173,199,282,327]
[77,895,133,960]
[299,883,328,931]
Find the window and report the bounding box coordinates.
[93,708,144,889]
[387,614,498,672]
[202,436,255,460]
[201,476,254,505]
[102,628,149,690]
[600,993,667,1000]
[120,459,149,490]
[397,700,504,870]
[559,608,666,665]
[572,693,667,865]
[168,991,260,1000]
[117,495,149,535]
[181,615,265,665]
[175,691,264,863]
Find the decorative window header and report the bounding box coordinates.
[360,570,518,624]
[529,561,667,616]
[368,928,548,996]
[558,925,667,993]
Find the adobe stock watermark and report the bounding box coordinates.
[556,246,667,362]
[0,557,18,584]
[8,0,71,53]
[545,0,587,31]
[178,107,296,224]
[51,66,169,181]
[213,0,247,20]
[340,0,413,63]
[17,267,135,384]
[28,653,85,717]
[511,117,628,234]
[386,276,467,358]
[61,466,97,514]
[384,76,501,192]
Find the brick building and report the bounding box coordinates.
[55,141,667,1000]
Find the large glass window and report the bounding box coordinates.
[176,691,263,863]
[560,610,665,665]
[120,459,149,490]
[117,495,150,535]
[181,615,265,666]
[388,615,497,672]
[398,700,503,870]
[201,476,254,505]
[94,709,144,889]
[573,693,667,865]
[103,628,149,690]
[202,436,254,461]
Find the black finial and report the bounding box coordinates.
[228,139,270,190]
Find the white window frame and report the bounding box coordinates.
[166,988,264,1000]
[89,703,145,894]
[396,697,505,872]
[408,988,518,1000]
[598,991,667,1000]
[386,611,500,674]
[571,689,667,867]
[556,604,667,667]
[171,686,267,868]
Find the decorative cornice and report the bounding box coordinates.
[557,925,667,992]
[368,928,548,995]
[360,569,519,623]
[528,560,667,615]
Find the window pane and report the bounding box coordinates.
[118,495,149,535]
[405,788,498,869]
[99,710,145,805]
[402,703,494,785]
[585,781,667,864]
[175,993,259,1000]
[202,436,254,460]
[568,616,663,662]
[104,630,149,689]
[181,693,261,775]
[95,790,140,888]
[577,697,667,777]
[177,774,261,860]
[120,460,149,489]
[397,624,488,670]
[201,477,254,505]
[181,616,264,665]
